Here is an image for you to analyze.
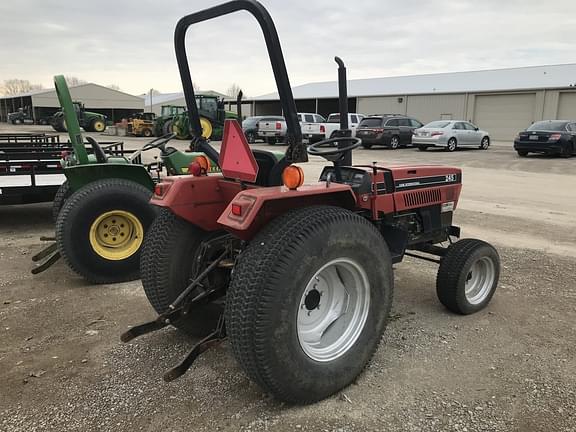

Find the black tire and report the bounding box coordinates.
[245,131,256,144]
[560,143,573,158]
[517,150,528,157]
[140,209,227,337]
[361,143,372,149]
[91,118,106,133]
[52,181,72,223]
[479,136,490,150]
[266,137,277,145]
[389,135,400,149]
[446,138,457,152]
[436,239,500,315]
[55,178,157,284]
[162,120,174,136]
[226,206,393,404]
[417,145,428,151]
[142,128,153,138]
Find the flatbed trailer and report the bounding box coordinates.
[0,133,137,205]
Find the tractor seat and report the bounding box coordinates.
[86,136,108,163]
[252,150,289,187]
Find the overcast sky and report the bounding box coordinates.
[1,0,575,97]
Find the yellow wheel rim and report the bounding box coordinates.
[200,117,212,139]
[93,120,106,132]
[89,210,143,261]
[171,121,189,140]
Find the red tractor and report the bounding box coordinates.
[123,0,500,404]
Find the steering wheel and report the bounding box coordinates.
[128,133,175,162]
[307,136,362,161]
[141,133,175,152]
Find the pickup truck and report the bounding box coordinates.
[257,113,325,144]
[302,113,365,143]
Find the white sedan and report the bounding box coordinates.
[413,120,490,152]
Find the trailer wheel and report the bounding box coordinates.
[140,209,226,337]
[56,178,156,284]
[52,181,72,223]
[226,206,393,404]
[436,239,500,315]
[91,118,106,133]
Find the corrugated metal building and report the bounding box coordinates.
[251,64,576,140]
[0,83,145,123]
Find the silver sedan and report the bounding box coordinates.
[413,120,490,152]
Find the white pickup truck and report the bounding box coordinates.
[257,113,325,144]
[302,113,365,143]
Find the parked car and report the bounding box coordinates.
[257,113,325,144]
[513,120,576,158]
[302,113,365,144]
[355,114,423,149]
[242,115,284,144]
[413,120,490,152]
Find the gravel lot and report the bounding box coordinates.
[1,125,575,431]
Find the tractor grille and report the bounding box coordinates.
[403,188,442,208]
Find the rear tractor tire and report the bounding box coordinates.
[226,206,393,404]
[140,209,227,337]
[55,178,157,284]
[52,181,72,223]
[436,239,500,315]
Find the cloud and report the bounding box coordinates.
[0,0,575,97]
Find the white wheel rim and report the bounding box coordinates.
[482,138,489,148]
[297,258,370,362]
[465,256,496,304]
[391,137,399,148]
[448,140,456,151]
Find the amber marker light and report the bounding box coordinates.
[282,165,304,190]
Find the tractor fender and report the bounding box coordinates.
[64,163,155,194]
[217,183,357,240]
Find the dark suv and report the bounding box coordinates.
[356,114,423,149]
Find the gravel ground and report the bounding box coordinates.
[0,124,575,431]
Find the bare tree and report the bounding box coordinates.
[107,84,121,91]
[1,79,43,96]
[226,83,243,98]
[65,76,87,87]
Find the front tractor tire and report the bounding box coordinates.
[55,178,157,284]
[436,239,500,315]
[91,118,106,133]
[226,206,393,404]
[140,209,226,337]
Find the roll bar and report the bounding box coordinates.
[174,0,307,163]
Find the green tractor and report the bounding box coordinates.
[153,105,187,137]
[171,95,237,141]
[32,76,218,284]
[50,101,108,133]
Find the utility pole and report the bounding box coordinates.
[149,88,153,113]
